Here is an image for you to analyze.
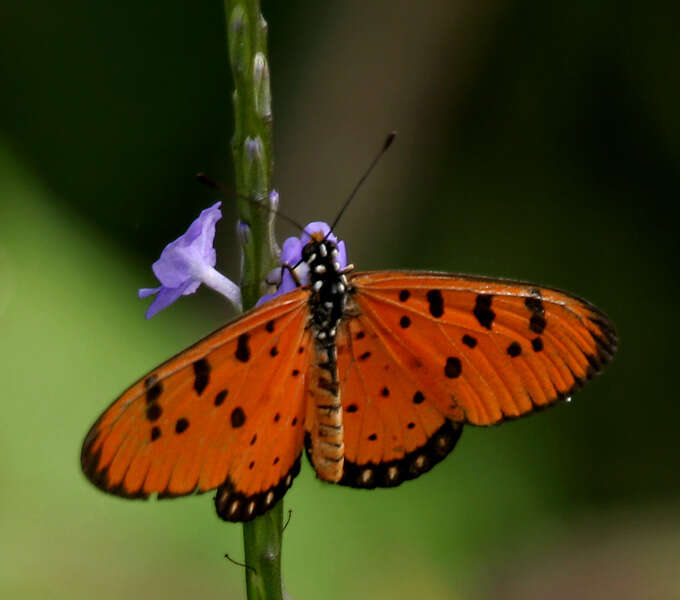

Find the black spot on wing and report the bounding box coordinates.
[175,418,189,434]
[145,380,163,404]
[144,375,158,389]
[530,314,547,334]
[145,403,162,422]
[193,358,211,395]
[231,407,246,428]
[426,289,444,318]
[236,334,251,362]
[444,357,462,378]
[214,389,228,406]
[524,296,544,314]
[462,334,477,348]
[507,342,522,357]
[473,294,495,329]
[525,292,547,334]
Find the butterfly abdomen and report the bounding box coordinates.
[302,235,351,483]
[308,344,344,482]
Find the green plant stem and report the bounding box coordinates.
[225,1,282,599]
[242,502,285,599]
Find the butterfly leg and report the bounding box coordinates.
[265,262,302,287]
[282,263,303,287]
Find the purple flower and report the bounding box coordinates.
[257,221,347,305]
[139,202,242,318]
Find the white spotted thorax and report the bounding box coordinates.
[302,232,354,483]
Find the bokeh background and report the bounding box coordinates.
[1,1,678,598]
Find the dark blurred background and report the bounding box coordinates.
[1,1,678,598]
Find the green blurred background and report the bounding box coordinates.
[1,1,678,598]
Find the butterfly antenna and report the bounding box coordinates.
[328,131,397,233]
[196,173,307,233]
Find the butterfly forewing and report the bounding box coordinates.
[81,288,310,518]
[349,271,617,426]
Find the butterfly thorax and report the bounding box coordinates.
[302,233,351,483]
[302,234,350,339]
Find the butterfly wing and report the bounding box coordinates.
[326,313,463,489]
[329,271,616,488]
[351,271,616,425]
[81,288,311,521]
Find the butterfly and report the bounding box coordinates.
[81,226,617,522]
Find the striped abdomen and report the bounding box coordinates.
[307,343,344,482]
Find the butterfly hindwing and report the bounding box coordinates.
[317,314,462,489]
[350,271,617,426]
[81,288,310,521]
[213,312,312,521]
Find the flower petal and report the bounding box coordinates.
[138,286,161,298]
[336,240,347,270]
[139,202,241,318]
[186,202,221,263]
[151,202,222,287]
[280,237,303,265]
[143,280,193,319]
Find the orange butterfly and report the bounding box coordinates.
[81,221,617,521]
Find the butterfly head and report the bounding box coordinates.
[301,233,348,278]
[301,233,331,261]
